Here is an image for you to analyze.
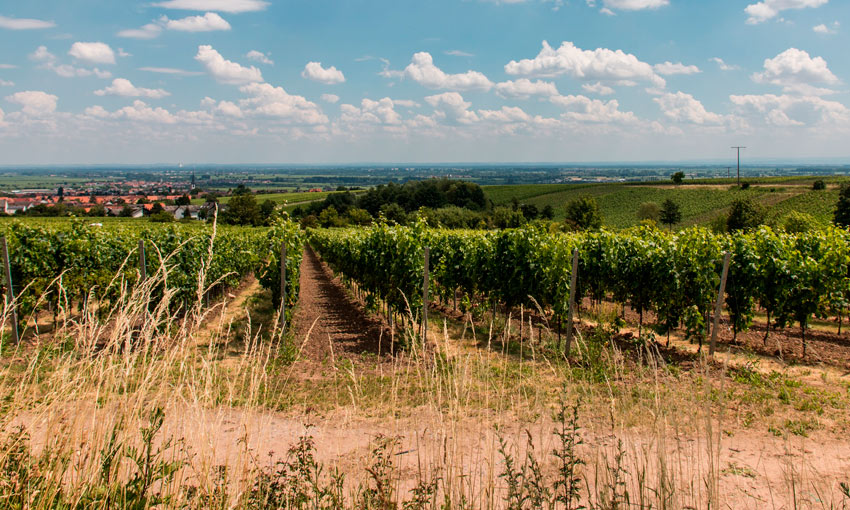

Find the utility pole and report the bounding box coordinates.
[726,167,732,179]
[731,146,746,187]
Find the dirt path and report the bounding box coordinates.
[292,247,387,364]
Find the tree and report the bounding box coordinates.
[346,207,372,226]
[812,179,826,190]
[564,196,602,231]
[136,197,150,205]
[379,203,408,225]
[636,202,660,222]
[659,199,682,228]
[726,198,763,232]
[492,206,525,229]
[149,211,174,223]
[782,211,819,234]
[834,183,850,227]
[175,194,191,206]
[118,205,134,217]
[318,206,345,227]
[520,203,539,220]
[671,171,685,184]
[259,199,276,220]
[232,184,252,195]
[541,205,555,220]
[221,192,261,226]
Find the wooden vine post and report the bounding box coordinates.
[565,248,579,356]
[138,240,146,282]
[280,241,287,333]
[709,251,731,356]
[422,246,430,342]
[1,237,19,344]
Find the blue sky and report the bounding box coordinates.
[0,0,848,164]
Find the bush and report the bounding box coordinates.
[741,182,751,190]
[149,211,174,223]
[781,211,820,234]
[726,198,764,232]
[671,171,685,184]
[636,202,660,222]
[812,179,826,190]
[564,196,602,231]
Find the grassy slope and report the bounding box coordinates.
[485,182,840,229]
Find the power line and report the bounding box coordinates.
[731,146,746,187]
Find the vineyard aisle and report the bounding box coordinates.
[292,247,385,363]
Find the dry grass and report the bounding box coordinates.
[0,243,849,508]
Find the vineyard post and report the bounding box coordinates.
[1,237,19,344]
[709,251,731,356]
[138,240,146,282]
[565,249,579,356]
[280,242,287,333]
[422,246,430,342]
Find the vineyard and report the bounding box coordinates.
[310,221,850,354]
[0,219,304,338]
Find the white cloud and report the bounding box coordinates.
[195,45,263,85]
[91,100,177,124]
[752,48,838,94]
[69,42,116,65]
[582,82,615,95]
[5,90,58,116]
[594,0,669,11]
[654,91,724,124]
[654,61,701,75]
[425,92,479,124]
[731,93,849,126]
[95,78,170,99]
[813,21,839,34]
[164,12,231,32]
[238,82,328,124]
[478,106,531,123]
[118,23,163,39]
[139,66,203,76]
[0,64,15,69]
[445,50,475,57]
[340,98,403,125]
[505,41,665,88]
[301,62,345,84]
[393,99,420,108]
[495,79,559,98]
[246,50,273,65]
[321,93,340,103]
[745,0,828,24]
[0,79,12,87]
[214,100,243,117]
[152,0,269,13]
[710,57,739,71]
[0,15,55,30]
[30,45,112,79]
[401,52,492,91]
[550,94,638,123]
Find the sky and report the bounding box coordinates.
[0,0,848,165]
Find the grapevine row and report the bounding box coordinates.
[310,222,850,352]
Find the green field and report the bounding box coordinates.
[191,190,341,205]
[485,182,841,229]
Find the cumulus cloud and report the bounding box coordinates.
[710,57,739,71]
[505,41,665,88]
[550,94,638,123]
[401,52,493,91]
[246,50,273,65]
[5,90,58,116]
[238,82,328,124]
[0,15,55,30]
[214,100,243,117]
[495,79,559,98]
[752,48,838,94]
[30,45,112,79]
[301,62,345,84]
[164,12,231,31]
[654,61,701,75]
[195,45,263,84]
[321,94,340,103]
[95,78,170,99]
[340,98,403,125]
[478,106,532,123]
[69,42,116,65]
[118,23,163,39]
[425,92,479,124]
[0,79,13,87]
[139,67,203,76]
[152,0,269,13]
[654,91,724,124]
[813,21,839,34]
[582,82,615,95]
[745,0,828,24]
[731,93,849,126]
